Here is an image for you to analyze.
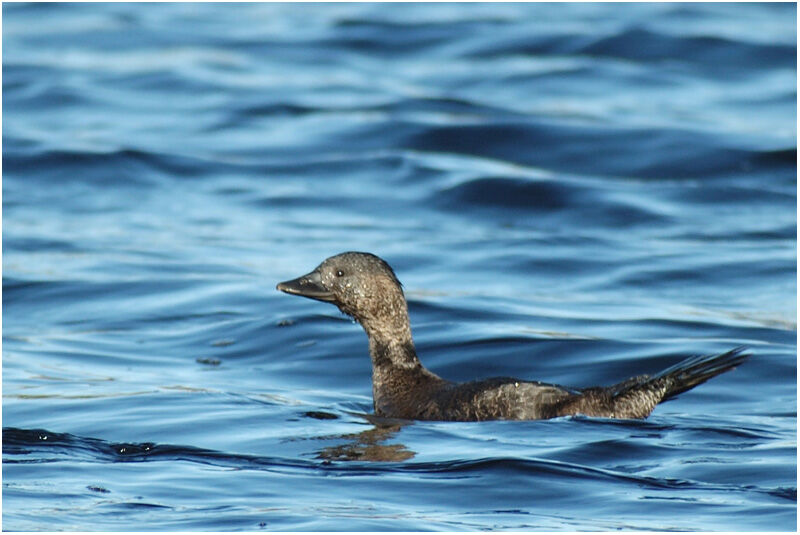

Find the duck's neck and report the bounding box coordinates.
[366,331,444,418]
[367,333,421,372]
[363,299,419,365]
[360,312,444,408]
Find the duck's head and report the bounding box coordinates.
[277,252,409,337]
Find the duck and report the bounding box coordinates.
[277,252,748,421]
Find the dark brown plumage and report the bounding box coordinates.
[277,252,748,421]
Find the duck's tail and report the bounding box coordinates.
[609,347,750,418]
[650,347,750,401]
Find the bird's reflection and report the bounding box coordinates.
[308,412,415,462]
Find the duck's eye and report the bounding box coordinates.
[336,270,344,277]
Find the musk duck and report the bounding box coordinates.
[277,252,748,421]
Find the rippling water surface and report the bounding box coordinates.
[3,3,796,531]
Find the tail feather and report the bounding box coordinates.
[652,347,750,401]
[605,347,750,418]
[563,348,749,419]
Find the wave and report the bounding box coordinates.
[408,122,796,180]
[463,24,794,74]
[432,175,666,227]
[5,426,792,504]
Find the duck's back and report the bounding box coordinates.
[427,378,577,421]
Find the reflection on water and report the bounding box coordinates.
[316,414,414,462]
[317,423,414,462]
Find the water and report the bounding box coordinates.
[3,2,796,531]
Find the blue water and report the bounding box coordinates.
[3,2,796,531]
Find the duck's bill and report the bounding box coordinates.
[276,270,335,302]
